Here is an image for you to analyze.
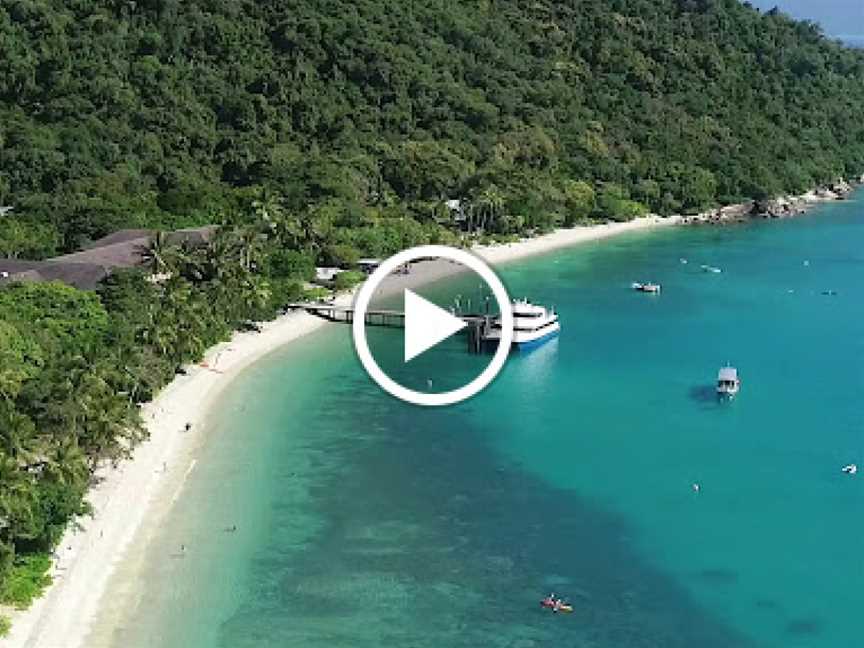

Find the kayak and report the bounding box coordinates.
[540,599,573,613]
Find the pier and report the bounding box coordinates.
[285,302,408,327]
[285,302,495,351]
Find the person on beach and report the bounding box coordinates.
[184,422,192,433]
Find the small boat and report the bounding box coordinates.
[632,282,661,293]
[716,366,740,398]
[821,290,838,296]
[701,265,722,274]
[842,464,857,475]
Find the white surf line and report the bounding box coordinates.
[171,459,198,504]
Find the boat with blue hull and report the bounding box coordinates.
[482,299,561,350]
[514,326,560,351]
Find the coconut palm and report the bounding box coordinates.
[140,230,172,275]
[473,185,505,233]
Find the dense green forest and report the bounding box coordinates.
[2,0,864,624]
[3,0,864,258]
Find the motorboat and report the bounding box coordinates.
[716,366,740,398]
[632,282,661,293]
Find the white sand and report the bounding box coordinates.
[473,215,681,265]
[2,215,679,648]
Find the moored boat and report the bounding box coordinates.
[716,366,740,397]
[483,299,560,350]
[632,281,661,293]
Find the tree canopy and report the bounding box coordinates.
[2,0,864,256]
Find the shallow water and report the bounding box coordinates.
[108,195,864,647]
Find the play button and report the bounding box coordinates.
[403,289,467,362]
[352,245,513,407]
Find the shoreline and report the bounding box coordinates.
[1,190,852,648]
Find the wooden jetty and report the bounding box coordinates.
[285,302,495,352]
[285,302,406,327]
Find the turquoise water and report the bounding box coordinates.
[109,196,864,647]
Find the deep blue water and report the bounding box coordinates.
[106,195,864,648]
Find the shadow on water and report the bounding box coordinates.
[785,617,824,638]
[218,384,755,648]
[688,384,722,406]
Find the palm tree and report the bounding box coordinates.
[473,185,505,234]
[140,231,176,275]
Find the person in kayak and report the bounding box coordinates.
[541,592,573,613]
[541,593,557,608]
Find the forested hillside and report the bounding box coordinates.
[2,0,864,624]
[2,0,864,258]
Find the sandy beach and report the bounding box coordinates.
[0,213,706,648]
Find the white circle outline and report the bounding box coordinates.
[352,245,513,407]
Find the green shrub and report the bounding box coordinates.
[0,554,53,609]
[0,615,10,638]
[333,270,366,291]
[301,286,331,302]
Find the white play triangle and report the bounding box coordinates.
[403,289,467,362]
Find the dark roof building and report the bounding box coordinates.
[0,259,110,290]
[168,225,218,247]
[53,238,150,268]
[83,229,154,249]
[0,225,218,291]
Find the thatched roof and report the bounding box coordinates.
[83,229,154,249]
[0,259,110,290]
[54,237,151,268]
[167,225,218,247]
[1,224,218,291]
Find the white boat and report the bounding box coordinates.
[716,366,740,397]
[483,299,560,350]
[632,282,661,293]
[842,464,857,475]
[701,264,722,274]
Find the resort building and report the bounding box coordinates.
[314,266,345,286]
[0,226,217,291]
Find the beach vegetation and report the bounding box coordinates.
[0,554,53,609]
[333,271,367,292]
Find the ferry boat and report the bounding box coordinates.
[483,299,560,350]
[716,366,740,398]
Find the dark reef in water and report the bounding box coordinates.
[218,382,755,647]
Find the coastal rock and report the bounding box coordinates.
[752,196,806,218]
[683,200,753,225]
[829,179,852,198]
